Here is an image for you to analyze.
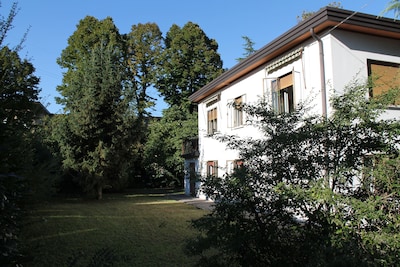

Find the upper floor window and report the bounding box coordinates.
[367,59,400,105]
[233,96,244,127]
[271,72,294,113]
[227,95,246,129]
[207,107,218,135]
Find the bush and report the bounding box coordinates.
[186,82,400,266]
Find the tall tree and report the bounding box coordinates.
[236,36,256,62]
[55,44,134,199]
[0,44,40,266]
[144,22,223,187]
[156,22,223,112]
[56,16,124,110]
[0,2,41,263]
[55,16,135,199]
[125,22,163,119]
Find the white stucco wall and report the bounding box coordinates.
[193,29,400,199]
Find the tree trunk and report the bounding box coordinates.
[96,184,103,200]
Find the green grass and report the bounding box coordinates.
[20,189,208,267]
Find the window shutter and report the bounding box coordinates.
[227,99,233,128]
[278,72,293,90]
[271,80,278,111]
[241,94,246,125]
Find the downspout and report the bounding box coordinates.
[310,28,328,118]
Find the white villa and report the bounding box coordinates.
[183,7,400,198]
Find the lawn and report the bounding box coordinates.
[19,189,208,267]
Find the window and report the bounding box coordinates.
[207,108,218,135]
[226,159,244,174]
[271,72,294,113]
[367,59,400,105]
[233,96,244,127]
[227,95,246,128]
[207,161,218,177]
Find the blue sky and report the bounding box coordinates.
[2,0,394,116]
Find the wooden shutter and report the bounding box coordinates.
[279,72,293,90]
[207,161,218,177]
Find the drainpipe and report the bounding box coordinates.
[310,28,327,118]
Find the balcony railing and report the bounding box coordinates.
[182,137,199,159]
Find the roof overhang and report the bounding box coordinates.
[189,7,400,103]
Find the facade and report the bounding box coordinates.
[185,7,400,198]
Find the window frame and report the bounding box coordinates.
[207,107,218,135]
[367,59,400,106]
[271,71,295,113]
[206,160,218,177]
[226,159,244,174]
[233,96,243,127]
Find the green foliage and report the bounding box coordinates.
[55,39,136,199]
[56,16,124,108]
[0,174,26,266]
[0,12,55,262]
[156,22,223,111]
[54,16,142,198]
[187,81,400,266]
[143,106,198,187]
[236,36,256,62]
[0,44,40,265]
[125,22,163,119]
[143,22,223,189]
[381,0,400,18]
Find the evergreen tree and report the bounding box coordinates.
[0,44,41,266]
[56,43,134,199]
[236,36,256,62]
[56,16,124,110]
[0,3,43,261]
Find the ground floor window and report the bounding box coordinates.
[207,160,218,177]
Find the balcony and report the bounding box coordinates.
[182,137,199,159]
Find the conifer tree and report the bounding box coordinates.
[55,17,135,198]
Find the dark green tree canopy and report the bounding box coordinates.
[156,22,223,111]
[56,16,124,110]
[54,44,134,199]
[0,5,42,263]
[0,46,39,132]
[143,106,198,187]
[54,16,136,199]
[125,22,163,118]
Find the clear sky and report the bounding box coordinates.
[2,0,395,116]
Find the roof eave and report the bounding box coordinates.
[189,7,400,103]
